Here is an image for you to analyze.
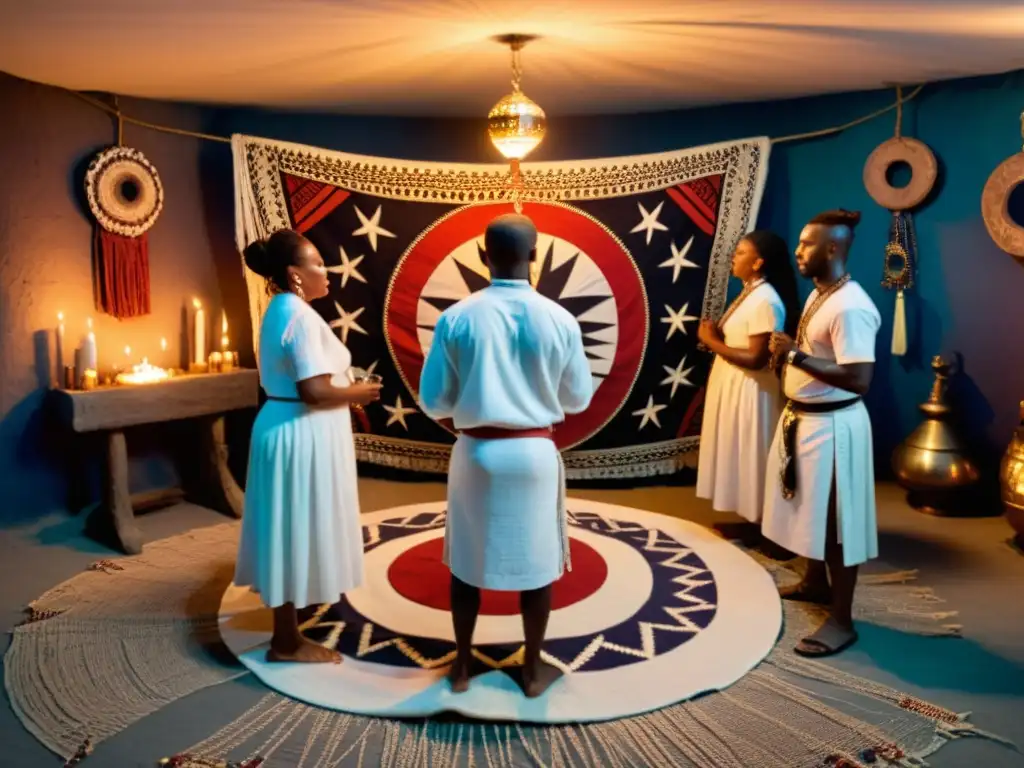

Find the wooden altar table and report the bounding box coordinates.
[52,369,259,554]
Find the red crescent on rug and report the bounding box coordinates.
[384,201,648,450]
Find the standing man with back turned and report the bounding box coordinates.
[763,209,881,657]
[419,213,593,697]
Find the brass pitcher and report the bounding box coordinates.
[1000,401,1024,547]
[892,355,980,514]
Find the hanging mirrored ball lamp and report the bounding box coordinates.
[487,34,546,163]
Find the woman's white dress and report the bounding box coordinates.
[696,282,785,523]
[234,292,364,609]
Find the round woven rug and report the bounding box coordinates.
[218,499,782,723]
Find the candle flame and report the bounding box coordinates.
[160,337,168,351]
[222,335,229,349]
[222,312,228,333]
[193,298,202,310]
[124,345,131,357]
[86,317,93,330]
[57,311,64,322]
[115,359,170,386]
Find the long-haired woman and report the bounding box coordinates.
[696,230,800,542]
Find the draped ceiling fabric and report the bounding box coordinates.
[2,2,1024,116]
[233,134,769,478]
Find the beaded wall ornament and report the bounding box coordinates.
[862,84,937,358]
[881,211,918,356]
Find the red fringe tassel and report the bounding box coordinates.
[94,228,152,319]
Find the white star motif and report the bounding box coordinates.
[329,302,368,344]
[352,205,396,252]
[661,356,696,399]
[661,302,699,340]
[383,394,417,430]
[630,201,669,246]
[326,246,366,288]
[659,236,699,283]
[632,395,668,431]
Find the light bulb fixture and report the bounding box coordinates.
[487,34,546,161]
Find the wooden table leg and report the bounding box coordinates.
[197,415,245,518]
[105,430,143,554]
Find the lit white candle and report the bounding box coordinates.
[193,299,206,365]
[81,317,97,372]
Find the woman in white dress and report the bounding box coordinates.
[235,229,382,664]
[696,231,800,545]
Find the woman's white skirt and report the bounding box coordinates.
[696,360,782,523]
[761,400,878,567]
[444,435,565,592]
[235,401,364,609]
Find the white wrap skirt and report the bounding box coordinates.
[444,434,569,591]
[762,400,878,567]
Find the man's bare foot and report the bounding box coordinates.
[522,659,563,698]
[447,659,472,693]
[779,581,831,605]
[266,637,341,664]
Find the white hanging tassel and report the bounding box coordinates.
[891,288,908,356]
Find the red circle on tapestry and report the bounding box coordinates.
[383,201,649,450]
[387,536,608,616]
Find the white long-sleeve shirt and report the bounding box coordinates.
[419,278,593,430]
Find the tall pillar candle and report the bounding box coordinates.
[193,299,206,365]
[80,317,97,372]
[55,312,65,387]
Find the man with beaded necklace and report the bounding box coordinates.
[764,209,882,657]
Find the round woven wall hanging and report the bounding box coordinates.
[84,147,163,318]
[85,146,164,237]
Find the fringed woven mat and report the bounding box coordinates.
[4,521,1014,767]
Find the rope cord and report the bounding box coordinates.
[895,85,904,138]
[771,84,924,145]
[65,82,926,148]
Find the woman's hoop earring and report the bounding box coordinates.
[291,276,305,301]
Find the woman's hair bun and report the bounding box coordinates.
[243,239,273,277]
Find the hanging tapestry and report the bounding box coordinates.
[232,135,770,478]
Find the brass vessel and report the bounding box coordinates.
[892,356,980,515]
[1000,400,1024,547]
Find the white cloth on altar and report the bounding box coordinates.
[696,282,785,523]
[419,278,593,591]
[762,281,882,566]
[235,292,364,608]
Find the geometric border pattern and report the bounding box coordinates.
[300,508,717,673]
